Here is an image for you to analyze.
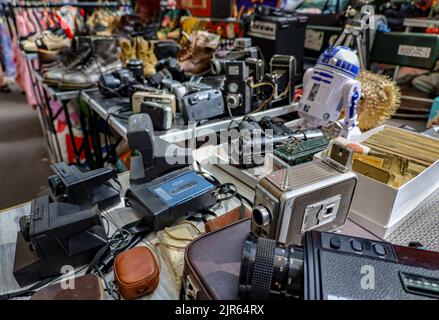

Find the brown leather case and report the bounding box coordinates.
[114,246,160,300]
[31,274,104,300]
[205,207,252,233]
[182,218,379,300]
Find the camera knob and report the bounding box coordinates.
[253,206,272,227]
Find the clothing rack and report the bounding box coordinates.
[10,1,132,9]
[1,0,133,167]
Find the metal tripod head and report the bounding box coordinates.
[333,1,375,70]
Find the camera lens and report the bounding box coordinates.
[239,233,304,300]
[253,206,272,227]
[127,59,144,83]
[227,94,240,108]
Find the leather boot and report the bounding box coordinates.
[119,38,137,67]
[59,38,122,90]
[43,37,92,86]
[179,47,214,75]
[135,37,157,77]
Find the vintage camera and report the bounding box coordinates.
[181,89,225,123]
[124,114,216,231]
[48,162,120,210]
[211,38,258,76]
[261,55,296,106]
[251,141,357,245]
[13,196,107,286]
[98,68,137,98]
[132,91,178,118]
[239,231,439,300]
[98,59,145,98]
[224,61,253,116]
[162,78,187,99]
[139,101,173,130]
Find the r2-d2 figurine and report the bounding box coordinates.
[298,46,362,138]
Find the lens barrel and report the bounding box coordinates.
[239,233,304,299]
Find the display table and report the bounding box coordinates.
[2,146,438,299]
[80,90,299,144]
[0,170,240,299]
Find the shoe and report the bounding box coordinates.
[36,31,71,52]
[59,38,122,90]
[179,46,214,75]
[21,32,44,52]
[119,38,137,67]
[135,37,157,77]
[177,40,193,62]
[177,31,219,74]
[43,37,92,86]
[0,85,12,93]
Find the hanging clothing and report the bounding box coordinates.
[0,20,16,77]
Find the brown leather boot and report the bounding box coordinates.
[179,47,214,75]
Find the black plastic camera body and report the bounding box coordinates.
[239,231,439,300]
[13,196,107,287]
[48,162,120,210]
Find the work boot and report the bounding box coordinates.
[59,38,122,90]
[177,31,219,75]
[135,37,157,77]
[43,37,92,86]
[179,46,215,75]
[119,38,137,67]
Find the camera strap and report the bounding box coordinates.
[0,220,151,300]
[86,219,152,275]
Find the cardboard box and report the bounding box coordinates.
[348,125,439,238]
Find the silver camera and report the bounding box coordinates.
[139,101,173,131]
[251,141,357,245]
[132,91,177,117]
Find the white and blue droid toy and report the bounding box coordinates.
[298,46,362,138]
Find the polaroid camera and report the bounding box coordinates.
[126,113,192,185]
[48,162,120,210]
[13,196,107,286]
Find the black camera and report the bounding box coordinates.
[98,68,136,97]
[139,101,173,130]
[260,55,296,107]
[13,196,107,286]
[224,61,253,116]
[211,38,258,76]
[239,231,439,300]
[48,162,120,210]
[98,59,144,98]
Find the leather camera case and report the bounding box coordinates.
[114,246,160,300]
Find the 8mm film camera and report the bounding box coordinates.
[252,141,357,245]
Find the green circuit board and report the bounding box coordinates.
[274,137,330,166]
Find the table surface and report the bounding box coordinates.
[0,170,240,299]
[1,151,439,299]
[81,90,299,143]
